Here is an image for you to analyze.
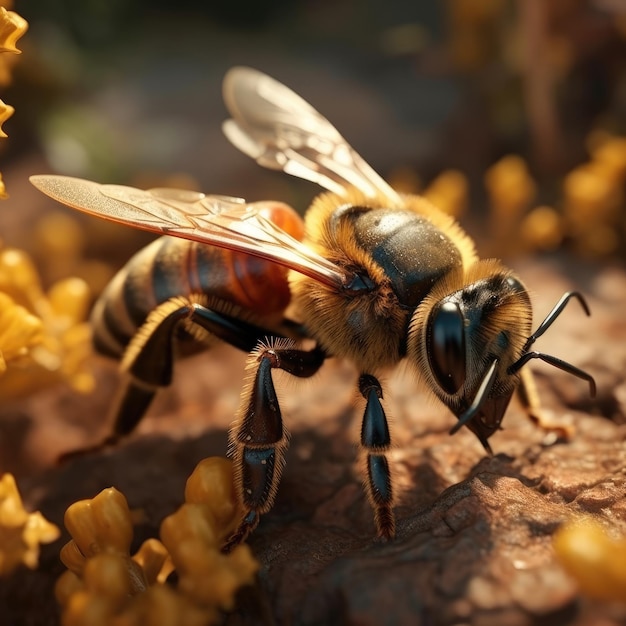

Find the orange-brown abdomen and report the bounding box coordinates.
[92,201,305,358]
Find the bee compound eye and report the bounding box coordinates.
[427,300,467,395]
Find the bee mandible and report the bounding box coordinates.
[30,67,596,549]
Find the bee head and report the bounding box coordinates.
[409,262,595,452]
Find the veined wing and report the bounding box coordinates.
[222,66,403,206]
[29,175,349,289]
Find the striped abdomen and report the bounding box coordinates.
[92,202,305,358]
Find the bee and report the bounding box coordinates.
[30,67,595,549]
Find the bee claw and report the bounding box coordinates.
[57,435,120,465]
[221,511,260,553]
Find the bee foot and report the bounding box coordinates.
[529,409,576,445]
[221,511,259,553]
[57,435,121,464]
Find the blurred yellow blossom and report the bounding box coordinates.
[485,154,536,218]
[0,245,94,397]
[422,169,469,219]
[554,517,626,603]
[60,488,154,591]
[520,205,563,252]
[0,473,60,575]
[590,135,626,182]
[564,163,623,229]
[0,6,27,54]
[0,291,42,374]
[0,5,26,197]
[184,457,241,542]
[0,98,13,137]
[484,154,537,255]
[562,132,626,258]
[57,458,258,626]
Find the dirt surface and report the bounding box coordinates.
[0,258,625,626]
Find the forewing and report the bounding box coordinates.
[29,175,348,288]
[222,66,402,205]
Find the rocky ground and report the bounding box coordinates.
[0,256,625,625]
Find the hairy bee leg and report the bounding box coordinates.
[358,374,395,540]
[224,342,326,552]
[115,300,292,431]
[62,299,287,461]
[59,301,188,461]
[517,368,575,442]
[102,303,195,448]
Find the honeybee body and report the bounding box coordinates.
[31,67,595,548]
[95,186,477,377]
[289,187,478,374]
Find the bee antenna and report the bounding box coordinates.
[507,351,596,397]
[449,359,499,436]
[508,291,596,397]
[523,291,591,352]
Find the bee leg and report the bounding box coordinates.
[223,341,326,552]
[60,301,192,461]
[358,374,395,541]
[58,380,158,462]
[111,299,291,435]
[62,299,282,462]
[517,367,575,443]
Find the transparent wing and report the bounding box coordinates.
[222,66,402,206]
[29,175,349,288]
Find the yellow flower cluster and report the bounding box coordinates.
[0,290,42,373]
[554,517,626,603]
[483,134,626,258]
[0,245,94,397]
[0,473,60,575]
[485,155,537,221]
[0,1,27,198]
[422,169,469,219]
[563,132,626,257]
[394,133,625,260]
[56,458,259,626]
[484,154,537,255]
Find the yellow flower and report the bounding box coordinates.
[0,246,94,396]
[554,517,626,602]
[422,169,469,219]
[485,154,536,216]
[0,98,13,137]
[160,458,258,611]
[0,473,60,575]
[60,488,144,589]
[56,459,259,625]
[184,457,241,541]
[0,6,26,199]
[0,7,27,54]
[0,292,42,374]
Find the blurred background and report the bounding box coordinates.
[0,3,624,620]
[1,0,626,282]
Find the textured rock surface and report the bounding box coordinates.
[0,259,625,625]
